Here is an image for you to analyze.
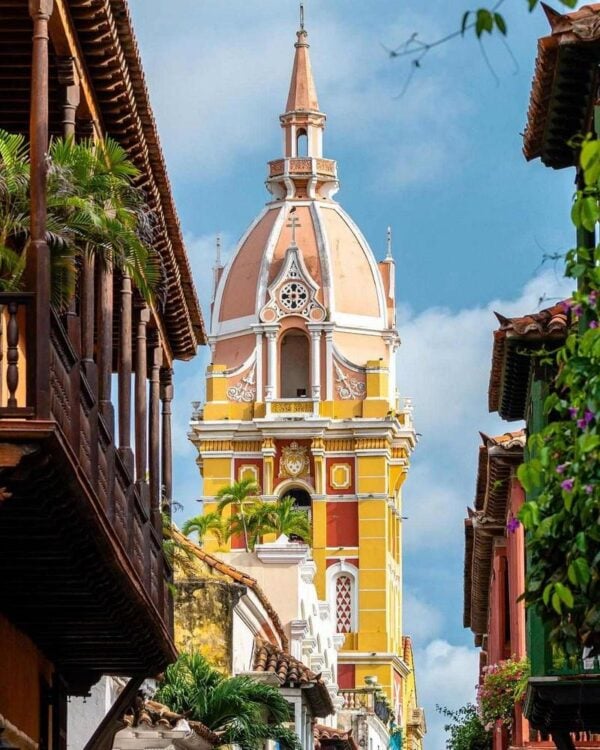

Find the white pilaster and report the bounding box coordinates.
[308,325,322,400]
[324,325,334,401]
[253,326,264,401]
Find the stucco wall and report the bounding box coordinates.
[175,578,236,673]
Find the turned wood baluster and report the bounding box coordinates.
[135,304,150,482]
[6,302,20,408]
[160,367,173,510]
[148,331,162,521]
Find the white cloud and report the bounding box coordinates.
[414,640,480,749]
[404,590,445,645]
[398,269,572,552]
[130,1,473,189]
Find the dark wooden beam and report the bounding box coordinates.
[27,0,54,419]
[98,261,114,432]
[118,272,133,474]
[160,366,173,507]
[148,331,161,522]
[134,304,149,481]
[82,674,145,750]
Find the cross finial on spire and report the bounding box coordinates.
[287,208,301,246]
[386,226,393,260]
[300,2,305,30]
[215,233,222,267]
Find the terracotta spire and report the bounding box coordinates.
[285,12,319,113]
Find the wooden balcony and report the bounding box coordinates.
[0,290,177,691]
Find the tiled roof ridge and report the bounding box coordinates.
[524,4,600,165]
[123,697,220,745]
[488,301,570,414]
[253,636,319,682]
[252,638,335,717]
[479,430,526,450]
[174,530,288,649]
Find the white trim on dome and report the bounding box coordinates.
[332,345,366,374]
[255,204,287,316]
[212,206,271,336]
[311,202,335,313]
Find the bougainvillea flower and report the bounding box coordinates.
[568,407,578,419]
[556,464,568,474]
[506,517,520,533]
[589,320,599,329]
[561,478,575,492]
[585,485,594,495]
[573,304,584,316]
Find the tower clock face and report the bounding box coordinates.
[279,281,309,311]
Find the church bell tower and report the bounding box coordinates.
[190,13,424,747]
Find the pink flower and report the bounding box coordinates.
[561,478,575,492]
[556,464,568,474]
[568,407,578,419]
[573,304,584,316]
[589,320,599,329]
[585,485,594,495]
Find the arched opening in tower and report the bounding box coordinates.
[280,329,310,398]
[296,128,308,156]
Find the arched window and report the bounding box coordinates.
[327,562,358,634]
[279,485,312,531]
[280,329,309,398]
[297,128,308,156]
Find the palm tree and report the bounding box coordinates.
[226,496,311,550]
[0,129,159,309]
[259,495,311,542]
[155,652,299,750]
[215,478,261,552]
[181,511,224,547]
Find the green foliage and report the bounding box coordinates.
[437,703,491,750]
[461,1,576,40]
[226,495,312,550]
[189,480,312,551]
[517,135,600,656]
[182,511,225,547]
[155,652,300,750]
[0,129,159,309]
[476,658,529,730]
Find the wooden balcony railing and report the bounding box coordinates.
[340,688,391,724]
[0,289,173,626]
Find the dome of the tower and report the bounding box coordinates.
[210,26,396,375]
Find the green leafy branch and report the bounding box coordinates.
[517,135,600,656]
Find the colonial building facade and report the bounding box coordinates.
[190,18,424,747]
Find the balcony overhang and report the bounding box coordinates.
[524,676,600,736]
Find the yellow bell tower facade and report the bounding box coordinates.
[190,17,425,748]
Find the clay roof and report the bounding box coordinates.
[174,531,288,649]
[122,698,220,746]
[524,3,600,167]
[67,0,206,356]
[286,28,320,112]
[488,302,570,419]
[252,639,334,717]
[464,431,525,638]
[314,725,359,750]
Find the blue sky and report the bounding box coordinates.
[129,1,576,745]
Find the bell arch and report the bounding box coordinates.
[280,328,310,398]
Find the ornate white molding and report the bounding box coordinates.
[227,363,257,403]
[260,245,326,324]
[334,361,366,400]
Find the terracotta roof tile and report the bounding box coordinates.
[174,531,288,649]
[122,698,220,745]
[488,302,570,418]
[314,724,359,750]
[252,639,334,717]
[524,4,600,167]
